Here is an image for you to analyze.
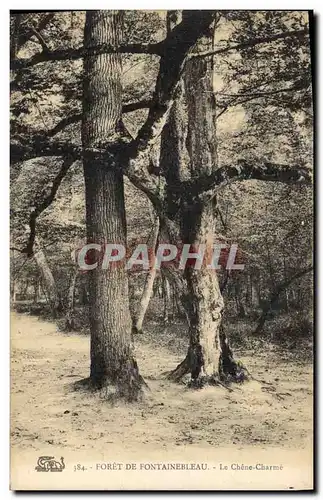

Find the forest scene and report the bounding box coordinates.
[10,10,313,490]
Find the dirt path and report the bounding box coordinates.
[10,312,313,490]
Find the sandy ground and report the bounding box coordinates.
[10,311,313,490]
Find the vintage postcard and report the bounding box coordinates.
[10,9,314,491]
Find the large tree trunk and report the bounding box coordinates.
[33,246,61,316]
[133,217,160,334]
[163,16,245,386]
[64,268,78,331]
[82,10,145,400]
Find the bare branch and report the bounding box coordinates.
[10,246,25,253]
[122,98,152,114]
[16,13,55,54]
[218,82,308,99]
[10,136,131,164]
[11,138,81,162]
[47,114,82,137]
[22,156,76,256]
[215,84,308,119]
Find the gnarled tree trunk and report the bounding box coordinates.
[82,10,145,400]
[167,204,243,385]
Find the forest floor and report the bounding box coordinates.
[10,311,313,490]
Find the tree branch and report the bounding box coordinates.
[22,156,76,256]
[184,159,312,201]
[190,28,309,60]
[216,83,310,119]
[47,99,152,138]
[123,11,215,204]
[11,41,162,70]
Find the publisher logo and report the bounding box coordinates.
[35,456,65,472]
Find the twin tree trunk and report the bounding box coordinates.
[163,13,245,385]
[64,267,78,331]
[82,11,145,400]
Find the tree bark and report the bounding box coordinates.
[82,10,145,400]
[133,217,160,334]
